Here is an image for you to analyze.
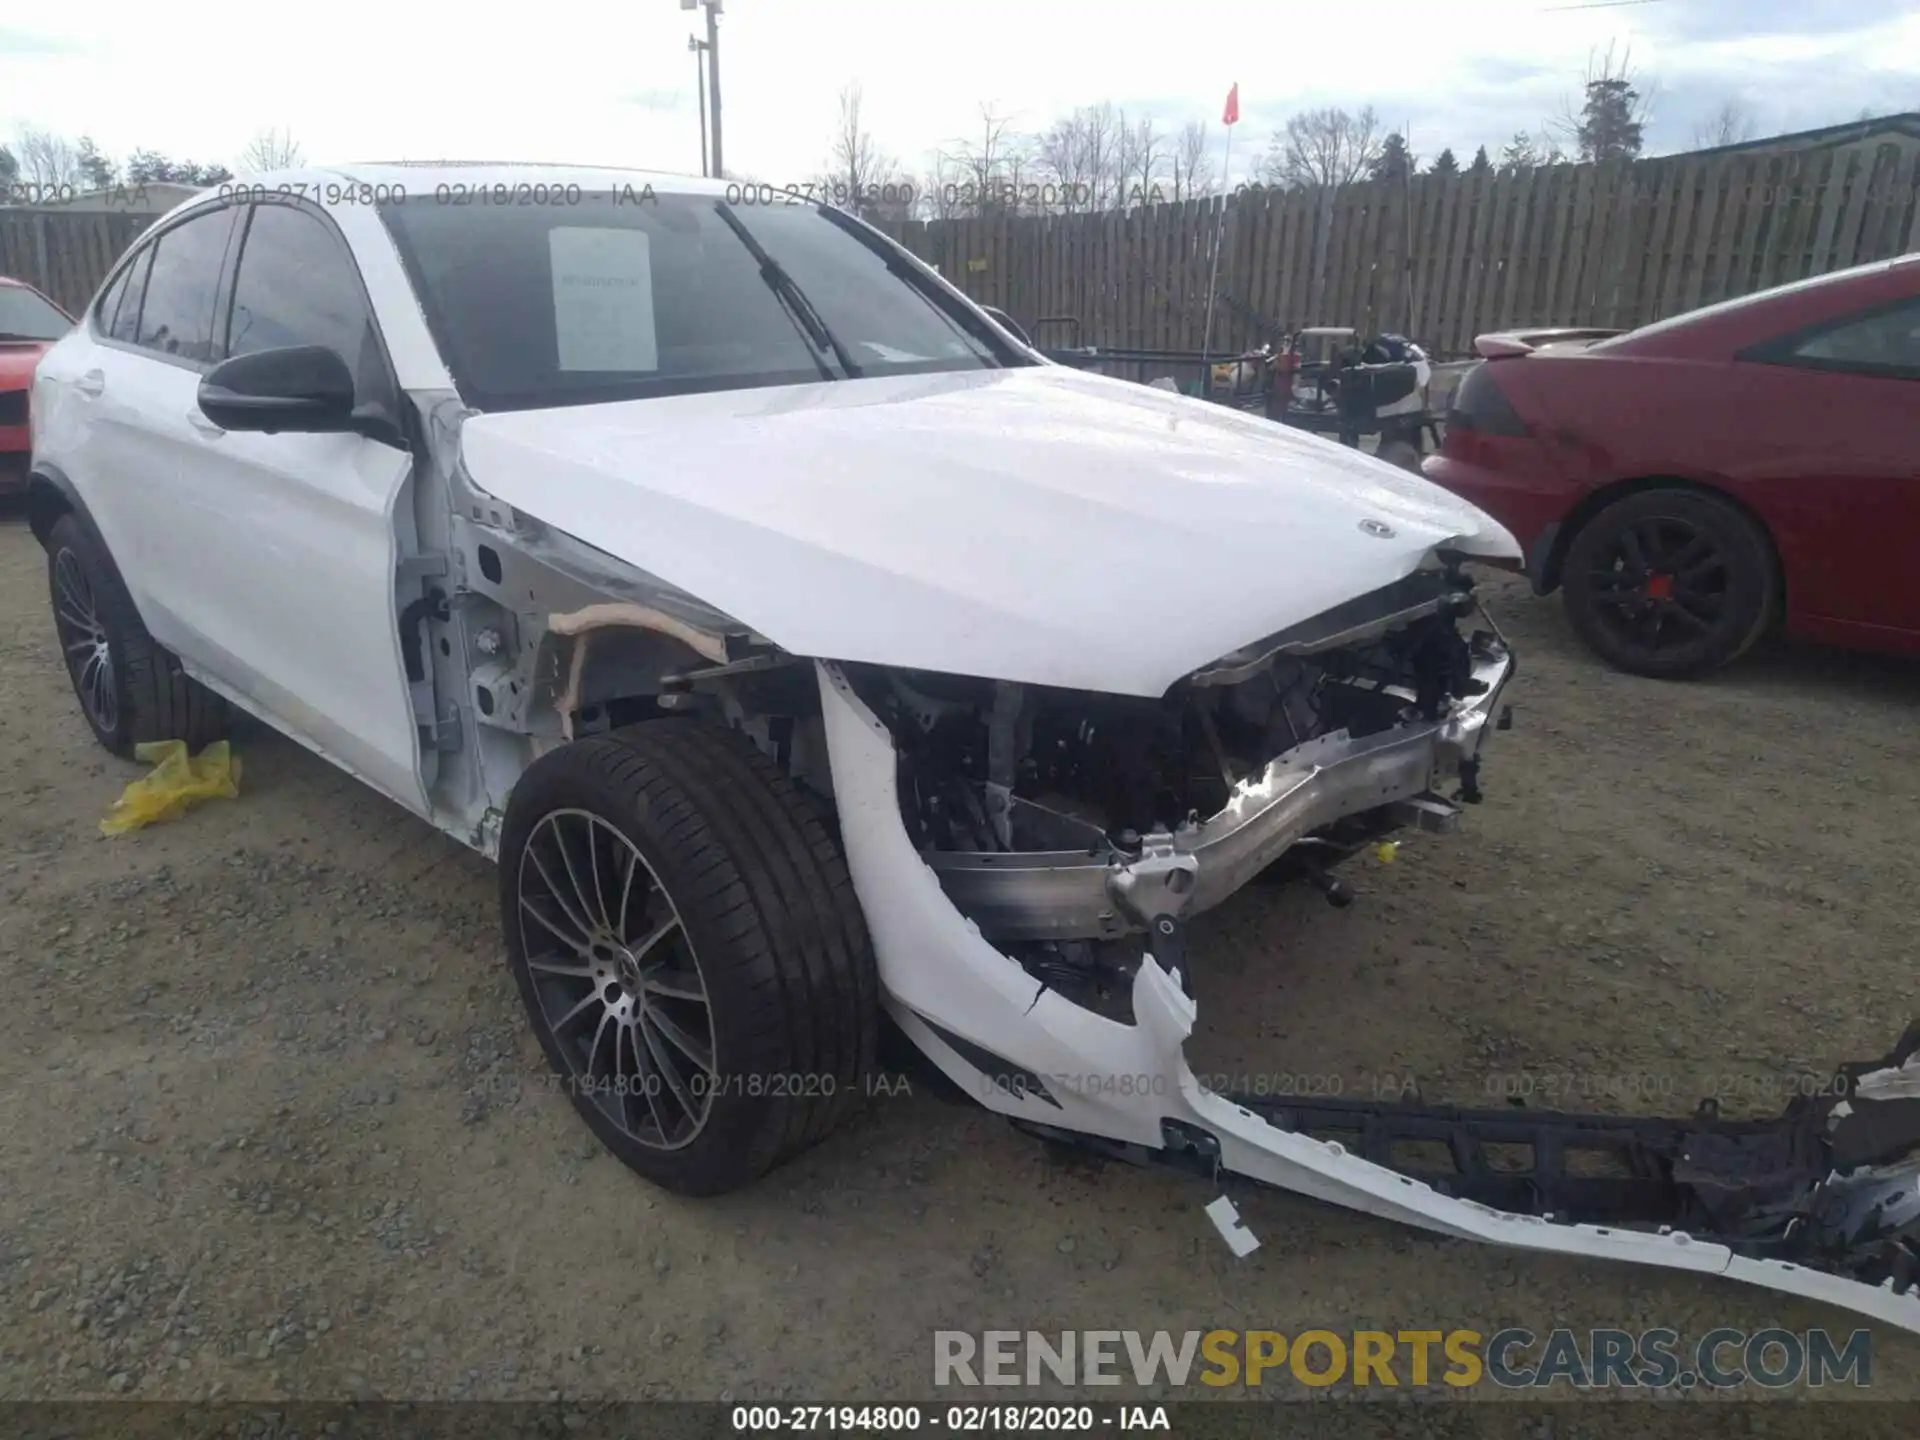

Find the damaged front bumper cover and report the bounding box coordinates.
[923,639,1513,942]
[814,657,1920,1333]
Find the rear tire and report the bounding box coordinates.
[499,720,880,1196]
[46,513,229,758]
[1560,488,1776,679]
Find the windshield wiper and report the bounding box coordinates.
[713,202,862,379]
[814,206,1022,367]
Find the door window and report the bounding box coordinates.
[227,200,392,399]
[133,206,240,364]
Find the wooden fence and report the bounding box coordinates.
[5,128,1917,355]
[0,211,154,317]
[884,132,1920,358]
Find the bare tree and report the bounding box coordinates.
[1029,102,1130,213]
[1032,111,1094,213]
[938,103,1033,217]
[821,83,908,219]
[16,126,81,192]
[240,127,303,172]
[1691,97,1758,150]
[1258,106,1383,190]
[1171,119,1214,201]
[1114,112,1167,209]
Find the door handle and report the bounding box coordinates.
[186,409,225,439]
[75,370,105,398]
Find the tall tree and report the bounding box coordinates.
[1559,42,1651,162]
[124,149,172,185]
[1259,105,1383,189]
[75,136,117,191]
[240,127,303,172]
[1115,112,1166,208]
[0,145,19,198]
[1031,102,1125,213]
[1691,98,1758,150]
[1367,132,1414,184]
[1499,131,1537,170]
[941,103,1030,217]
[819,84,907,219]
[123,150,230,186]
[1427,147,1460,177]
[1467,145,1493,176]
[16,126,81,192]
[1171,119,1214,202]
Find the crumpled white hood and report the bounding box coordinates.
[459,366,1518,697]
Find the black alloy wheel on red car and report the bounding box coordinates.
[1560,488,1778,679]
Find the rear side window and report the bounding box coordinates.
[107,247,154,344]
[133,206,240,364]
[1745,297,1920,382]
[95,264,133,334]
[1787,300,1920,378]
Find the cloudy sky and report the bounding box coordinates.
[3,0,1918,188]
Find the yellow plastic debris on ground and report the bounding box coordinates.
[99,740,241,835]
[1372,840,1401,865]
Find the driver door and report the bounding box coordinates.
[154,198,427,813]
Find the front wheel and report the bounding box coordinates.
[45,513,228,757]
[1560,489,1777,679]
[498,721,880,1196]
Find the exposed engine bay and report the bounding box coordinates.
[840,562,1503,1021]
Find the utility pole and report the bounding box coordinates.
[689,34,710,176]
[682,0,723,179]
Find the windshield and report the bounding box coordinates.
[378,191,1013,411]
[0,284,71,342]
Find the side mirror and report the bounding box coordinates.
[979,305,1032,348]
[197,345,358,436]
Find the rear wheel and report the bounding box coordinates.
[1561,489,1776,679]
[46,514,228,757]
[499,721,880,1196]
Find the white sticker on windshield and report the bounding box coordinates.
[549,227,657,372]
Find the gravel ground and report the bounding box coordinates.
[1,505,1917,1424]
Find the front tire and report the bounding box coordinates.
[46,513,228,757]
[1560,489,1777,679]
[499,721,880,1196]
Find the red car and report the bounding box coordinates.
[0,277,75,497]
[1424,254,1919,677]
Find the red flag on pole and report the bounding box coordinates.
[1222,83,1240,126]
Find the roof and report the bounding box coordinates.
[9,181,204,214]
[229,161,732,199]
[1683,110,1920,161]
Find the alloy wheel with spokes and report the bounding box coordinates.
[1581,515,1731,659]
[516,808,716,1151]
[1562,489,1776,679]
[498,722,880,1196]
[51,546,119,737]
